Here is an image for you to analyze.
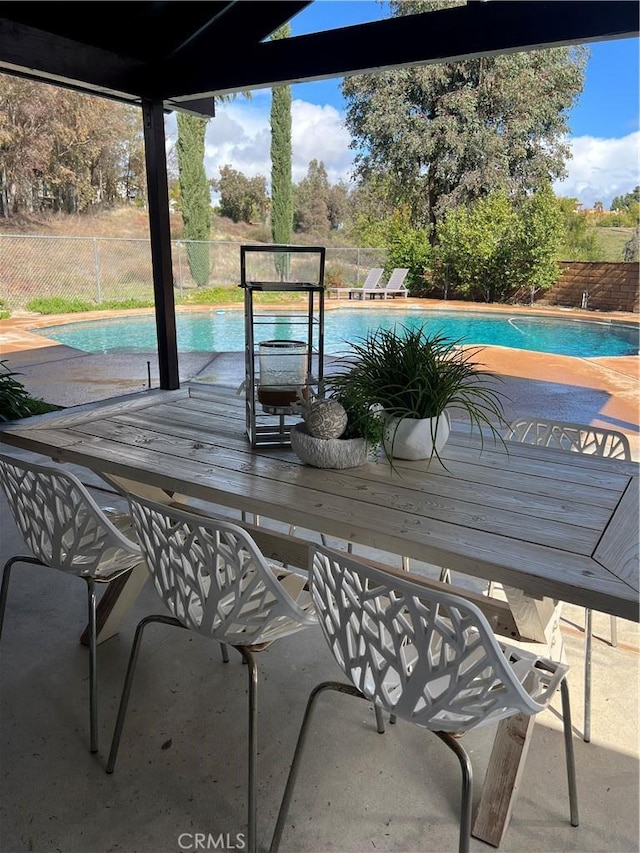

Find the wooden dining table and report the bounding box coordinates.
[1,382,638,846]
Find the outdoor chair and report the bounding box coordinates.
[502,417,632,743]
[106,495,318,853]
[346,267,385,300]
[382,267,409,297]
[270,545,578,853]
[0,452,142,754]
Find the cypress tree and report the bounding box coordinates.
[176,113,211,286]
[270,24,293,277]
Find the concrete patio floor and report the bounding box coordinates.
[0,456,638,853]
[1,307,639,852]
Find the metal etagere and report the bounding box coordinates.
[240,245,326,447]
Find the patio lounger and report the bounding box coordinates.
[343,267,385,300]
[382,267,409,298]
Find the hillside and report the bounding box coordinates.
[0,207,634,261]
[0,207,268,243]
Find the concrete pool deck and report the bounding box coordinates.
[1,299,639,457]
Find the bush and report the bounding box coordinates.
[434,187,564,303]
[26,296,155,314]
[0,298,9,319]
[384,210,431,293]
[0,360,34,421]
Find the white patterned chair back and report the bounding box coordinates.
[0,453,141,578]
[310,545,568,732]
[127,495,317,647]
[505,418,631,460]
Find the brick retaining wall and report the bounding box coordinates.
[541,262,639,313]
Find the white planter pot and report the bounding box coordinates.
[383,411,450,461]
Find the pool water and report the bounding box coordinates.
[35,309,639,358]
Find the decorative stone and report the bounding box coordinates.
[290,423,369,469]
[303,399,348,439]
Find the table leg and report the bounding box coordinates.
[472,712,536,847]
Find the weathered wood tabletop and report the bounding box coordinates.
[1,383,637,621]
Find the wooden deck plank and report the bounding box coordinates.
[64,416,604,555]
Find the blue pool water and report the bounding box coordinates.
[35,309,639,358]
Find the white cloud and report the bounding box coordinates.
[553,132,640,209]
[199,96,356,194]
[169,101,639,211]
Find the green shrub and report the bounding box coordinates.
[384,210,431,293]
[27,296,97,314]
[26,296,155,314]
[434,187,564,302]
[0,360,62,420]
[180,287,243,305]
[0,299,10,319]
[0,360,34,421]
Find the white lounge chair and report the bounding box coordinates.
[382,267,409,298]
[345,267,385,300]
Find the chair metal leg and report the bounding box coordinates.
[433,731,473,853]
[106,613,185,774]
[374,703,385,733]
[584,608,592,743]
[220,643,230,663]
[270,681,363,853]
[440,567,452,584]
[85,578,98,754]
[0,555,43,640]
[609,615,618,648]
[560,677,580,827]
[238,648,258,853]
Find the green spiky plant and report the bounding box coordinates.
[327,324,508,465]
[0,360,33,421]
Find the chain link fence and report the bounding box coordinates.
[0,235,387,310]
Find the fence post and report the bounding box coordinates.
[176,240,184,297]
[93,237,102,304]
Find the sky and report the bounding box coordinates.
[170,1,640,211]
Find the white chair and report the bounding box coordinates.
[504,417,632,743]
[270,545,578,853]
[106,495,318,853]
[0,452,142,754]
[346,267,385,300]
[382,267,409,297]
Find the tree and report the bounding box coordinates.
[176,113,211,286]
[556,197,605,261]
[0,76,144,217]
[342,0,587,241]
[270,23,293,255]
[212,165,268,224]
[623,226,639,262]
[611,186,640,211]
[294,160,331,236]
[434,186,564,303]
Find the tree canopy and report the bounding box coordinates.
[342,0,587,239]
[0,76,144,217]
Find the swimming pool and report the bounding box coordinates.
[35,309,639,358]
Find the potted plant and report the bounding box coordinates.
[326,324,507,464]
[290,386,385,469]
